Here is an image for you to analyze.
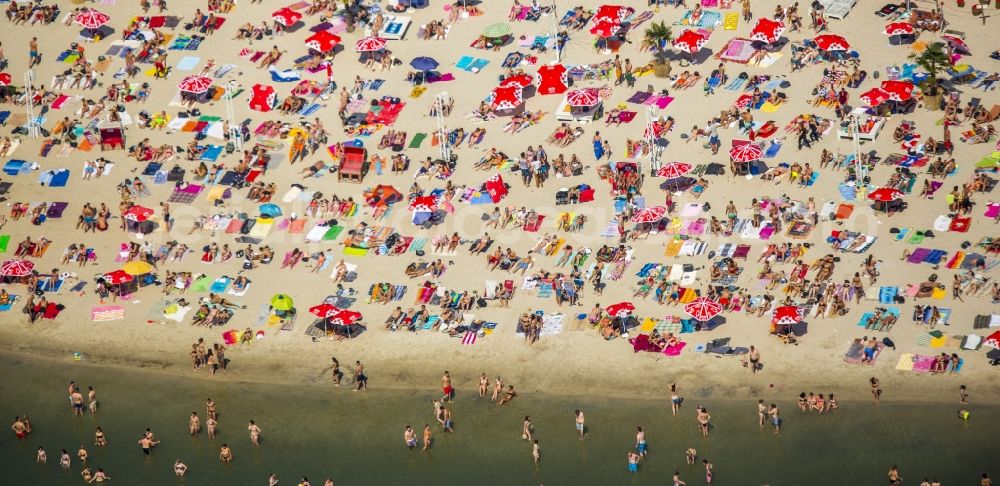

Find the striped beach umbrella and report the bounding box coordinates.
[74,9,110,30]
[684,297,722,322]
[0,259,34,277]
[176,75,213,94]
[655,162,693,179]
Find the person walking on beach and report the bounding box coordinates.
[331,357,343,386]
[354,361,367,391]
[28,37,40,69]
[248,420,261,447]
[441,371,453,403]
[635,426,647,457]
[574,410,585,440]
[669,382,681,415]
[748,346,761,374]
[870,377,881,405]
[627,450,640,473]
[403,425,417,448]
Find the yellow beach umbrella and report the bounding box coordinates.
[121,261,153,275]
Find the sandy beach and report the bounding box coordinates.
[1,0,999,480]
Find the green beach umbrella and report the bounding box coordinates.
[975,156,998,170]
[483,22,512,38]
[271,293,294,311]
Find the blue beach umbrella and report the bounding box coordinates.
[259,203,282,217]
[410,56,439,72]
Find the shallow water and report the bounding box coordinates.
[0,354,995,485]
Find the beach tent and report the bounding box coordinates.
[535,64,568,95]
[729,143,763,163]
[364,185,403,207]
[103,269,134,285]
[880,80,914,102]
[74,9,110,30]
[259,203,282,217]
[484,173,508,203]
[883,22,914,36]
[589,20,619,39]
[592,4,634,25]
[249,84,276,112]
[771,305,803,325]
[565,88,602,107]
[500,74,534,89]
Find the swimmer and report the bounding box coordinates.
[60,449,71,468]
[958,409,970,422]
[174,459,188,476]
[77,446,88,463]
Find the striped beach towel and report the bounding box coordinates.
[92,306,125,321]
[461,331,477,345]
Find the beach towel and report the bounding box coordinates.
[92,306,125,321]
[190,275,213,292]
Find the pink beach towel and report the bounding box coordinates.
[986,202,1000,218]
[663,341,687,356]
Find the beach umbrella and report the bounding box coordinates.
[535,64,568,95]
[0,73,11,86]
[305,31,341,52]
[124,205,155,222]
[177,75,213,94]
[270,293,294,311]
[729,143,763,163]
[500,74,534,88]
[309,303,341,319]
[74,9,110,30]
[482,22,512,38]
[644,120,668,139]
[565,88,601,107]
[489,85,523,110]
[655,162,693,179]
[868,187,904,202]
[749,17,785,44]
[103,270,134,285]
[271,7,302,27]
[329,309,363,326]
[121,261,153,276]
[605,301,635,317]
[673,29,709,54]
[684,297,722,322]
[813,34,849,51]
[883,22,914,36]
[771,305,803,325]
[409,56,439,72]
[354,36,387,52]
[940,34,969,52]
[408,195,439,212]
[259,203,282,217]
[593,5,634,24]
[859,87,890,107]
[985,331,1000,349]
[589,20,619,38]
[484,173,508,203]
[249,84,276,112]
[631,206,667,223]
[880,80,914,102]
[0,259,34,277]
[659,176,696,192]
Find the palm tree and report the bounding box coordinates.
[909,41,950,95]
[644,21,673,77]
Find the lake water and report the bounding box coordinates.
[0,354,995,485]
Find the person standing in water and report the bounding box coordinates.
[769,404,781,433]
[35,447,46,463]
[71,388,85,416]
[888,465,902,485]
[59,449,71,468]
[960,385,969,404]
[174,459,188,476]
[574,410,585,440]
[696,407,711,437]
[422,424,432,450]
[685,448,697,464]
[268,473,279,486]
[757,399,767,427]
[479,373,488,398]
[627,450,640,473]
[77,446,88,463]
[491,376,504,401]
[11,417,26,439]
[672,471,686,486]
[669,382,681,416]
[403,425,417,449]
[703,459,714,484]
[88,386,98,414]
[206,398,217,421]
[635,426,647,457]
[189,412,201,435]
[442,407,454,433]
[331,357,342,386]
[248,420,261,447]
[441,371,453,403]
[532,440,540,464]
[219,444,233,463]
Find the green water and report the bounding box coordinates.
[0,354,996,485]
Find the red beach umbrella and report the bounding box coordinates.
[813,34,850,51]
[249,84,276,112]
[329,309,363,326]
[74,9,110,29]
[484,173,508,203]
[985,330,1000,349]
[354,36,387,52]
[124,205,155,222]
[859,87,890,107]
[177,75,213,94]
[883,22,914,36]
[771,306,803,325]
[272,7,302,27]
[489,85,523,110]
[500,74,534,88]
[535,64,568,95]
[631,206,667,223]
[593,4,633,24]
[589,20,619,38]
[655,162,693,178]
[565,88,601,107]
[103,270,134,285]
[940,34,969,51]
[305,31,341,52]
[605,302,635,317]
[673,29,709,54]
[749,17,785,44]
[0,73,11,86]
[868,187,904,202]
[733,93,753,109]
[684,297,722,322]
[0,259,34,277]
[729,143,763,162]
[880,80,914,102]
[309,303,341,318]
[408,195,439,212]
